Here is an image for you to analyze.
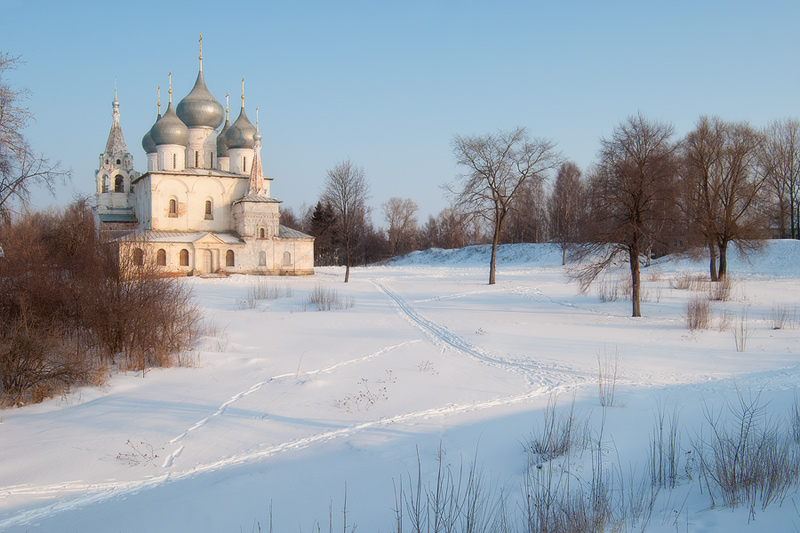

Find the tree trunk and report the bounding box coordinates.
[489,218,501,285]
[629,243,641,318]
[717,240,728,281]
[707,241,718,282]
[562,246,567,266]
[344,236,351,283]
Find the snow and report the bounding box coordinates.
[1,240,800,532]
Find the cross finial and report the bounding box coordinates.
[168,71,172,103]
[241,77,245,106]
[114,76,117,100]
[157,85,161,114]
[225,92,229,120]
[256,107,259,132]
[199,33,203,71]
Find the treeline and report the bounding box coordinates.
[287,116,799,271]
[0,200,201,406]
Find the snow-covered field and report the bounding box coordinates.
[1,242,799,532]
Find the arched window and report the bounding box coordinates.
[114,175,124,192]
[156,249,166,266]
[101,175,109,193]
[259,228,266,239]
[179,249,189,266]
[204,199,213,220]
[194,151,199,168]
[226,250,235,267]
[243,156,247,173]
[116,158,121,165]
[133,248,144,266]
[168,198,178,217]
[282,251,292,266]
[258,251,266,266]
[173,153,177,170]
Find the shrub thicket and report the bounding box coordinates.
[0,201,201,406]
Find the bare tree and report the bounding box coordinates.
[0,53,67,212]
[761,118,800,239]
[382,197,418,256]
[548,161,585,265]
[680,116,767,281]
[501,178,549,244]
[321,159,370,282]
[577,113,678,317]
[448,127,560,284]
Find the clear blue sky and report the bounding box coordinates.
[3,0,799,224]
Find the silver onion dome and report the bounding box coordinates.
[176,70,224,129]
[225,106,256,150]
[150,103,189,146]
[141,112,161,154]
[217,117,230,157]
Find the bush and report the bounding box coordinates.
[306,285,354,311]
[0,202,201,405]
[686,297,711,331]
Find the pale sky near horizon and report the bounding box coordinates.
[3,0,799,224]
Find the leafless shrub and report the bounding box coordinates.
[306,285,354,311]
[694,389,800,513]
[708,279,733,301]
[718,310,733,332]
[528,394,587,462]
[733,309,750,352]
[686,297,712,331]
[770,303,798,330]
[0,202,203,405]
[646,267,662,282]
[399,445,507,533]
[333,370,396,412]
[597,347,619,408]
[595,279,622,302]
[650,403,681,489]
[116,439,163,466]
[670,273,705,291]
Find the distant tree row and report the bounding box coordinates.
[300,115,798,312]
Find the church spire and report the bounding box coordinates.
[105,82,128,156]
[247,106,264,195]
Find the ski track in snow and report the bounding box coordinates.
[371,279,591,390]
[0,280,594,529]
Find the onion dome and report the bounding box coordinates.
[217,117,230,157]
[176,69,224,129]
[142,111,161,154]
[151,102,189,146]
[225,106,256,149]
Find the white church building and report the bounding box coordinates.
[94,47,314,276]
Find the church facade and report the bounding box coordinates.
[94,51,314,276]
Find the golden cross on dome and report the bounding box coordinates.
[241,77,245,105]
[168,71,172,103]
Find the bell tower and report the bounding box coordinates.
[94,80,139,235]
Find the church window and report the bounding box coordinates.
[282,251,292,266]
[116,158,121,165]
[173,153,177,169]
[243,156,247,173]
[101,175,108,193]
[168,198,178,217]
[204,199,213,220]
[258,251,266,266]
[156,249,166,266]
[259,228,266,239]
[195,151,199,168]
[114,175,124,192]
[133,248,144,266]
[226,250,235,267]
[210,152,213,168]
[179,249,189,266]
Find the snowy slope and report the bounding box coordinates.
[0,241,799,532]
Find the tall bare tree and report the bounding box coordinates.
[548,161,585,265]
[761,118,800,239]
[680,116,767,281]
[0,53,67,212]
[577,113,678,317]
[448,127,560,284]
[321,159,370,282]
[382,197,418,256]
